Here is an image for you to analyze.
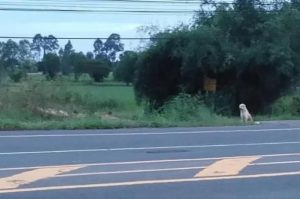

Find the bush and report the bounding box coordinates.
[74,59,110,82]
[88,64,110,82]
[272,94,300,116]
[42,53,60,79]
[159,93,217,122]
[114,51,138,85]
[9,69,25,82]
[134,35,183,109]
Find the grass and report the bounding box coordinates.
[0,75,243,130]
[254,92,300,122]
[2,72,300,130]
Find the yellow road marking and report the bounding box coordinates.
[194,157,260,178]
[0,171,300,194]
[0,166,83,190]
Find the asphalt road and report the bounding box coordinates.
[0,120,300,198]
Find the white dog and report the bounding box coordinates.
[239,103,253,123]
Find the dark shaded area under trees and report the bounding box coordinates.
[132,0,300,115]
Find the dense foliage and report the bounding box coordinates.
[114,51,138,85]
[134,0,300,114]
[42,53,60,79]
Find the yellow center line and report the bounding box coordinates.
[0,171,300,194]
[0,166,83,190]
[194,157,260,178]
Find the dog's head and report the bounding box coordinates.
[239,103,247,111]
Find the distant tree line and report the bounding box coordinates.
[0,33,124,82]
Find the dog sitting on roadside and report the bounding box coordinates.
[239,103,253,123]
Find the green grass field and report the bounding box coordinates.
[0,75,240,130]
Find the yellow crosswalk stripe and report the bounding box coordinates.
[194,157,260,178]
[0,166,83,190]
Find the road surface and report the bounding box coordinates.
[0,120,300,198]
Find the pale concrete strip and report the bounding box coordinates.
[1,152,300,172]
[1,127,300,138]
[1,171,300,194]
[0,166,83,190]
[194,157,260,178]
[1,141,300,155]
[57,166,206,177]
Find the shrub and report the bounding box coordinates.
[42,53,60,80]
[88,65,110,82]
[74,59,110,82]
[159,93,216,122]
[9,69,25,82]
[114,51,138,85]
[272,94,300,116]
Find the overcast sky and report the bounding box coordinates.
[0,0,199,52]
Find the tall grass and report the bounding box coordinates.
[266,93,300,119]
[144,94,238,127]
[0,80,140,127]
[0,78,239,130]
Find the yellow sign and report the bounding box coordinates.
[204,76,217,92]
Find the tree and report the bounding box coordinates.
[93,34,124,63]
[93,38,104,56]
[134,0,300,114]
[134,33,183,109]
[58,48,64,59]
[18,40,33,63]
[1,39,19,69]
[43,35,59,55]
[114,51,138,85]
[64,40,73,55]
[86,52,94,60]
[85,60,110,82]
[60,40,74,75]
[69,51,110,82]
[31,34,59,60]
[42,53,60,79]
[72,57,110,82]
[103,33,124,62]
[69,52,87,80]
[31,34,43,61]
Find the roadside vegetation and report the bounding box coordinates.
[0,76,238,130]
[0,0,299,130]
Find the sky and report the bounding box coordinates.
[0,0,199,53]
